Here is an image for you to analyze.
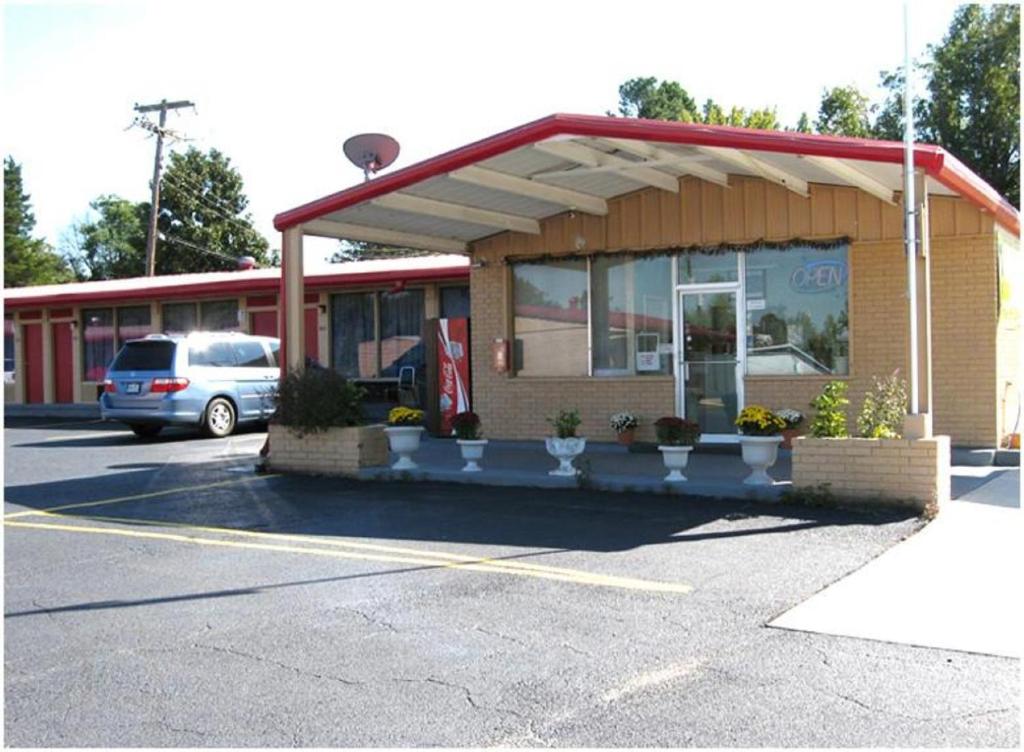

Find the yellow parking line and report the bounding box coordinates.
[4,515,691,594]
[3,475,280,519]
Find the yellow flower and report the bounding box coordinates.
[735,405,785,435]
[388,407,424,426]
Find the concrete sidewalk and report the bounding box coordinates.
[770,468,1021,657]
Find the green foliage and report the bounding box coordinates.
[815,86,875,137]
[451,411,482,440]
[62,195,147,281]
[857,372,908,439]
[793,112,813,134]
[3,156,73,287]
[809,380,849,438]
[548,408,581,438]
[273,368,366,436]
[654,416,701,446]
[617,77,698,121]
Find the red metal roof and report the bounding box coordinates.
[2,255,468,309]
[274,113,1019,236]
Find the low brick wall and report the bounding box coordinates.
[792,435,951,512]
[268,423,388,476]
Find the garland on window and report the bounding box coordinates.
[502,236,852,265]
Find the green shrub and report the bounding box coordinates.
[809,380,849,438]
[273,367,366,436]
[654,416,701,446]
[548,408,582,438]
[857,371,908,439]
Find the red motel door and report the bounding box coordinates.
[22,323,44,404]
[249,310,278,337]
[52,322,74,403]
[304,308,319,364]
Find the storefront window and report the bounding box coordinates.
[678,251,738,284]
[330,292,376,378]
[745,246,849,375]
[83,308,115,381]
[513,260,588,377]
[4,316,15,381]
[200,300,240,331]
[162,302,197,334]
[380,289,425,378]
[591,255,672,376]
[440,285,471,319]
[117,306,151,342]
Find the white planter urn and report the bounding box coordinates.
[739,435,783,485]
[658,445,693,482]
[456,438,488,472]
[384,425,425,470]
[545,436,587,476]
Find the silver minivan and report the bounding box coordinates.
[100,332,280,438]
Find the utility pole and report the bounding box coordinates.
[134,99,194,276]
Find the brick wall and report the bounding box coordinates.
[792,436,951,511]
[268,423,387,475]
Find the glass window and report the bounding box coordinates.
[513,260,589,377]
[268,339,281,367]
[200,300,240,331]
[678,251,738,284]
[380,289,425,378]
[330,292,376,379]
[232,341,270,368]
[591,255,673,376]
[188,341,237,367]
[4,317,14,379]
[111,341,176,371]
[745,246,849,375]
[440,285,471,319]
[83,308,115,381]
[162,302,197,334]
[117,306,151,342]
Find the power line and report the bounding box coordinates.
[159,233,244,266]
[160,173,256,234]
[162,171,247,219]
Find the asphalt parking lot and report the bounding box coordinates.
[3,417,1019,747]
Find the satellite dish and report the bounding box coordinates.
[344,133,400,181]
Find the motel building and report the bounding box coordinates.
[4,114,1020,452]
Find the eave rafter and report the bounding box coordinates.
[372,192,541,235]
[448,164,608,216]
[301,219,468,255]
[694,146,810,197]
[802,155,898,205]
[596,138,731,188]
[533,140,680,193]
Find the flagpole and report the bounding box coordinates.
[903,0,920,415]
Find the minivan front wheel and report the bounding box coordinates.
[203,397,236,438]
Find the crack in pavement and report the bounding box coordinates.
[190,643,364,687]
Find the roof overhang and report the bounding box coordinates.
[274,113,1020,249]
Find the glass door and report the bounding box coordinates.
[678,289,742,438]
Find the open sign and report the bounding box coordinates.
[789,259,847,293]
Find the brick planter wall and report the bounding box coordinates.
[268,423,387,476]
[792,435,951,512]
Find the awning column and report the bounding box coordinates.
[280,227,305,373]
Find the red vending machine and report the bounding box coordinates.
[437,318,471,434]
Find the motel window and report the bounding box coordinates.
[512,260,589,377]
[162,302,198,334]
[161,300,239,334]
[591,256,673,376]
[440,285,471,319]
[330,292,376,379]
[83,308,115,381]
[380,289,425,378]
[116,306,151,342]
[4,316,14,381]
[744,246,850,376]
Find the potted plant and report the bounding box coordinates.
[609,412,639,446]
[777,408,804,450]
[654,417,701,482]
[384,406,426,470]
[451,411,487,472]
[734,405,786,485]
[545,408,586,476]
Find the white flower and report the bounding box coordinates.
[609,412,639,433]
[777,408,804,428]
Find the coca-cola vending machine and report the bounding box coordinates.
[437,318,471,434]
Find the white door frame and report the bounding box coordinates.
[673,255,746,443]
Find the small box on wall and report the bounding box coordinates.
[491,338,509,373]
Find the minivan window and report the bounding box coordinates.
[111,341,176,371]
[268,340,281,366]
[188,341,237,367]
[232,341,270,368]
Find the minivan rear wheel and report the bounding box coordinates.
[130,424,162,438]
[203,397,236,438]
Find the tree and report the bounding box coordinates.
[815,86,875,137]
[3,157,74,287]
[62,196,148,280]
[616,77,699,121]
[793,112,812,133]
[155,147,272,274]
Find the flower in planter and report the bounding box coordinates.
[735,405,786,436]
[654,417,701,446]
[609,412,639,434]
[388,406,425,426]
[777,408,804,430]
[450,411,482,440]
[547,408,582,439]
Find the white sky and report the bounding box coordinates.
[2,0,961,271]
